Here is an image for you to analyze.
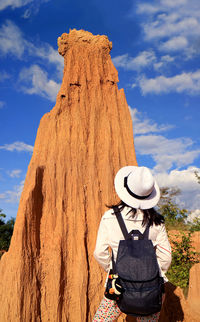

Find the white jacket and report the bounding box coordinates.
[94,207,172,282]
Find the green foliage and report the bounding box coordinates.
[189,218,200,232]
[0,209,6,225]
[167,232,200,292]
[0,209,15,258]
[157,187,188,230]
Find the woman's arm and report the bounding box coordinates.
[155,223,172,275]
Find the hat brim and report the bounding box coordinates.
[114,166,160,210]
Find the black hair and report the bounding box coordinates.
[106,200,164,227]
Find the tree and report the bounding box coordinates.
[194,170,200,184]
[157,187,188,229]
[0,209,15,258]
[0,209,6,225]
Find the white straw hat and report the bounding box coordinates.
[114,166,160,209]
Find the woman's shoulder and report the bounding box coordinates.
[102,208,114,220]
[151,218,167,235]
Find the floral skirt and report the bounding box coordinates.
[93,296,160,322]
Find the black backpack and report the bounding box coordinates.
[111,206,164,317]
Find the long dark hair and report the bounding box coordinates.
[106,200,164,227]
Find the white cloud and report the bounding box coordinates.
[153,62,163,71]
[144,16,200,41]
[0,141,33,153]
[0,0,50,11]
[0,0,33,11]
[155,167,200,190]
[0,20,26,58]
[137,0,200,57]
[135,134,200,172]
[0,101,5,109]
[22,7,31,18]
[136,3,160,14]
[0,20,63,101]
[129,107,173,134]
[29,43,64,75]
[159,36,188,52]
[154,167,200,210]
[7,169,22,178]
[137,0,188,14]
[113,50,156,71]
[112,54,128,67]
[161,55,175,63]
[153,55,175,71]
[0,20,63,102]
[160,0,188,8]
[113,51,175,73]
[19,64,61,101]
[130,108,200,172]
[22,0,51,18]
[2,180,24,203]
[131,107,200,211]
[139,2,200,39]
[139,70,200,95]
[0,20,63,73]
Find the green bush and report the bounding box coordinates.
[167,232,200,294]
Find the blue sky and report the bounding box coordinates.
[0,0,200,220]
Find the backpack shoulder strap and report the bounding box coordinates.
[142,221,150,239]
[113,206,129,240]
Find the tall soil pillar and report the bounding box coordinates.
[0,29,137,321]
